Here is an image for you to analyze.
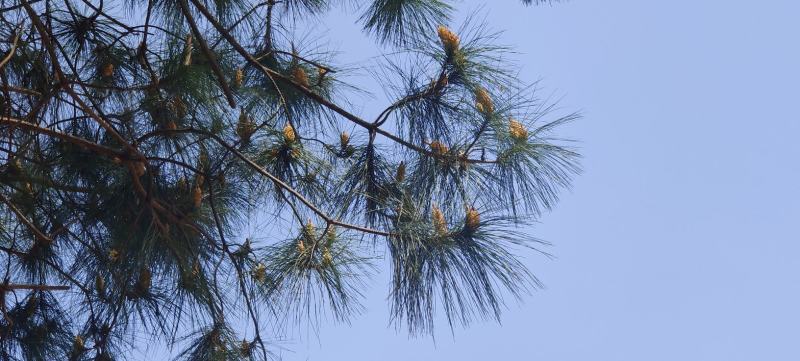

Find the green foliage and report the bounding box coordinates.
[0,0,578,359]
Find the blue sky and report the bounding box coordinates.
[267,1,800,360]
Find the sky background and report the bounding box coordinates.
[262,1,800,360]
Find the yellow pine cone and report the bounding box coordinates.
[108,249,120,262]
[509,118,529,141]
[430,140,449,155]
[318,67,328,79]
[292,67,310,87]
[325,226,337,246]
[101,63,114,78]
[465,207,480,230]
[252,263,266,282]
[437,25,460,54]
[432,205,447,234]
[474,87,494,114]
[322,247,333,266]
[395,161,406,182]
[234,68,244,88]
[192,184,203,209]
[283,124,296,143]
[302,219,316,238]
[74,335,85,350]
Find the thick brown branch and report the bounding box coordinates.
[177,0,237,108]
[0,283,70,292]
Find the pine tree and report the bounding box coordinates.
[0,0,579,359]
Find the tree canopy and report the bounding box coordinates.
[0,0,578,359]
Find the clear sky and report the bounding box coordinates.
[266,1,800,360]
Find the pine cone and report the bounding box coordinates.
[395,162,406,182]
[432,205,447,234]
[108,249,120,262]
[101,63,114,78]
[292,67,310,87]
[233,68,244,88]
[283,124,296,143]
[465,207,480,231]
[192,184,203,209]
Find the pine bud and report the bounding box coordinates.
[292,67,310,87]
[240,339,252,356]
[340,131,350,149]
[474,87,494,114]
[166,120,178,130]
[509,118,529,141]
[183,34,193,66]
[138,267,152,291]
[236,111,256,142]
[430,140,449,155]
[318,67,328,80]
[465,207,480,231]
[297,239,306,254]
[395,162,406,182]
[234,68,244,88]
[437,25,460,55]
[95,275,105,295]
[283,124,296,143]
[432,205,447,234]
[101,63,114,78]
[108,249,120,262]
